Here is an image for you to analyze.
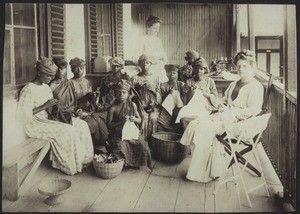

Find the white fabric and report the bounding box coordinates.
[179,79,265,183]
[17,83,94,175]
[175,89,210,123]
[122,121,140,141]
[223,79,264,117]
[222,113,271,141]
[162,94,176,115]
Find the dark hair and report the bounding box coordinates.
[146,15,161,28]
[53,58,67,70]
[233,49,256,67]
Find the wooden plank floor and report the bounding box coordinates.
[2,152,284,212]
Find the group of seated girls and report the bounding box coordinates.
[17,49,264,183]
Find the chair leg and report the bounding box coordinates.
[252,145,270,197]
[232,152,252,208]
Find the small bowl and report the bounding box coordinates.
[38,178,72,206]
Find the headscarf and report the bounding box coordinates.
[36,56,57,75]
[69,57,85,68]
[114,79,132,92]
[193,57,209,73]
[138,54,152,67]
[109,57,125,68]
[164,64,180,73]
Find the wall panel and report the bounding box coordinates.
[131,3,233,66]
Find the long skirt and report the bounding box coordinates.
[157,107,183,134]
[83,112,109,146]
[25,117,94,175]
[180,114,225,183]
[108,135,152,169]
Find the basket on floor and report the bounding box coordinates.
[93,159,124,179]
[151,132,190,164]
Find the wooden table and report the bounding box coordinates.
[211,76,234,97]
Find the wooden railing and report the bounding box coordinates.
[261,83,297,208]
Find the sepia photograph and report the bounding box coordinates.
[2,1,298,212]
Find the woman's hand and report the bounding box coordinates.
[170,89,179,97]
[128,116,137,123]
[191,84,198,91]
[43,99,59,109]
[202,91,211,99]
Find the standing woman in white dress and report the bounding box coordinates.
[17,56,94,175]
[134,15,168,83]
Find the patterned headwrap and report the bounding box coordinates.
[69,57,85,68]
[114,79,132,92]
[193,57,209,73]
[36,56,57,75]
[109,57,125,68]
[138,54,152,66]
[164,64,180,73]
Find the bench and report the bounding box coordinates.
[2,90,51,201]
[2,138,51,201]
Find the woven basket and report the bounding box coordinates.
[93,159,124,179]
[151,132,190,164]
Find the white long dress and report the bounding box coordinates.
[180,79,264,183]
[17,83,94,175]
[134,35,168,83]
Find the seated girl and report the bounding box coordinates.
[17,56,94,175]
[157,64,185,133]
[49,58,76,124]
[183,57,219,112]
[131,54,162,142]
[106,80,152,170]
[178,50,200,82]
[68,57,108,150]
[180,50,264,183]
[99,57,130,109]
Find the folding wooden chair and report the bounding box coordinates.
[214,113,271,208]
[216,74,275,177]
[214,74,275,208]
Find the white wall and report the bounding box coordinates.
[65,4,86,78]
[252,5,284,36]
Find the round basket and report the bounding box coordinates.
[151,132,190,164]
[93,159,124,179]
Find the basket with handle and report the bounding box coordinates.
[93,159,124,179]
[151,132,190,164]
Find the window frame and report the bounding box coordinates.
[4,3,39,89]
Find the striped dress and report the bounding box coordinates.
[17,83,94,175]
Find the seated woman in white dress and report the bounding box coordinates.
[180,50,264,183]
[134,15,168,83]
[17,56,94,175]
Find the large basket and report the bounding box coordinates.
[151,132,190,164]
[93,159,124,179]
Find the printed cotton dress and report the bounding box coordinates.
[17,82,94,175]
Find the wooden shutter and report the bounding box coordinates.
[85,4,98,73]
[113,4,124,58]
[47,4,66,59]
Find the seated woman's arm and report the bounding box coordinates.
[33,99,58,115]
[128,102,142,125]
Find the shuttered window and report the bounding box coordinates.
[113,4,124,57]
[85,3,123,73]
[4,3,38,87]
[47,4,66,59]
